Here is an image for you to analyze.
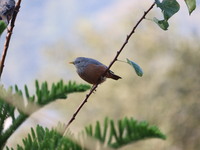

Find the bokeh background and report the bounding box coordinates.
[1,0,200,149]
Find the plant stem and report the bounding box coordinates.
[63,84,98,135]
[103,2,156,74]
[0,0,22,80]
[117,59,128,63]
[63,2,156,133]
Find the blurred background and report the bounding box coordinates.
[1,0,200,149]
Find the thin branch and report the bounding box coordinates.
[0,0,22,80]
[63,84,98,133]
[63,2,156,134]
[104,2,156,74]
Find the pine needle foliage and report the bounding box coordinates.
[6,125,86,150]
[0,80,90,149]
[23,80,91,105]
[6,117,166,150]
[85,117,166,148]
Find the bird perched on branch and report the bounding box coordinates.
[70,57,121,85]
[0,0,15,24]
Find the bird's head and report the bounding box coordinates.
[69,57,89,72]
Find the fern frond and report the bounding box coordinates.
[6,117,166,150]
[85,117,166,148]
[6,125,86,150]
[0,80,90,149]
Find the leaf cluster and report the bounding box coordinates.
[153,0,196,30]
[85,117,166,149]
[0,80,90,149]
[6,117,166,150]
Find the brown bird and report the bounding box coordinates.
[70,57,121,85]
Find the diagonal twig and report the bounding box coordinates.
[63,2,156,134]
[0,0,22,80]
[103,2,156,74]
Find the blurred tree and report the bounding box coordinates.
[40,11,200,150]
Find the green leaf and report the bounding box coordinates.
[102,117,109,142]
[94,121,102,141]
[155,0,180,20]
[153,17,169,30]
[126,58,143,77]
[162,0,180,20]
[24,85,30,99]
[85,124,93,136]
[0,20,7,35]
[184,0,196,15]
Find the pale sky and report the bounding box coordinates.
[0,0,199,89]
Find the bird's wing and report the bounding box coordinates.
[78,64,107,84]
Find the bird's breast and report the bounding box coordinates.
[77,64,107,84]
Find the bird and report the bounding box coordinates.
[0,0,15,24]
[70,57,121,85]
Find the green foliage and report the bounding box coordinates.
[6,125,85,150]
[85,117,166,148]
[0,86,23,146]
[30,80,91,105]
[153,17,169,31]
[126,58,143,77]
[155,0,180,20]
[0,90,15,135]
[153,0,197,30]
[6,117,166,150]
[0,20,7,35]
[184,0,196,14]
[0,80,90,149]
[154,0,180,30]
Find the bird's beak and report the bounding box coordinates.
[69,61,74,64]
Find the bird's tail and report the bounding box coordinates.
[107,71,122,80]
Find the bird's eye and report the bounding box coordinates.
[76,61,81,64]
